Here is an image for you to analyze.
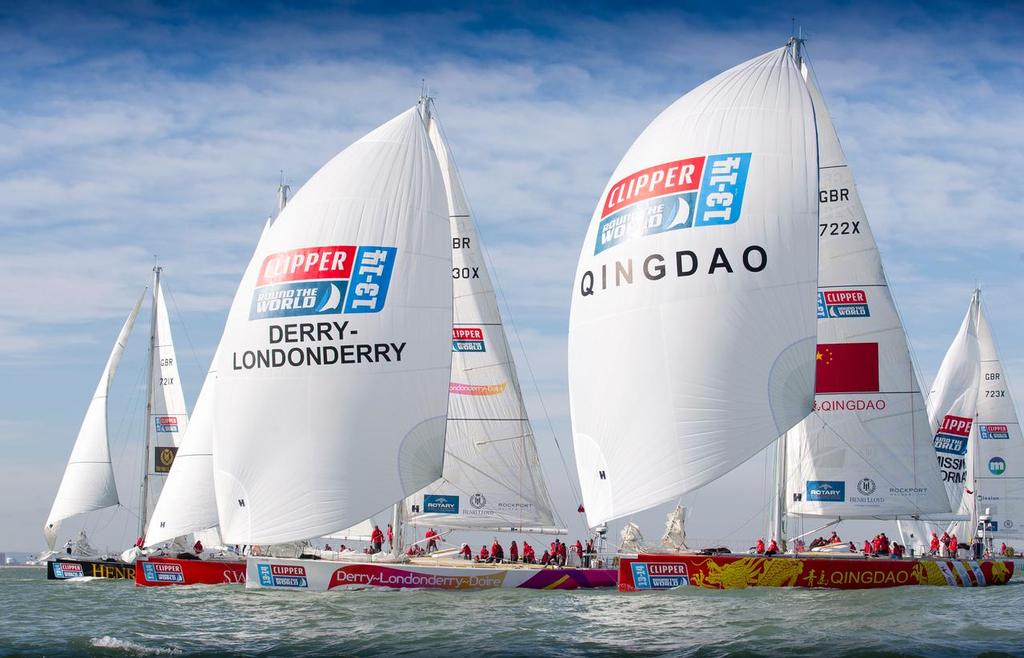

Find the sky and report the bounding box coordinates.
[0,0,1022,554]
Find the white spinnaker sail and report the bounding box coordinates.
[973,297,1024,539]
[213,107,452,545]
[142,278,190,527]
[783,59,950,518]
[146,222,275,547]
[44,292,146,549]
[929,292,982,526]
[568,47,819,528]
[401,101,559,532]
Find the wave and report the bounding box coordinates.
[90,637,181,656]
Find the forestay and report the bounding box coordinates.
[146,222,274,547]
[402,100,559,532]
[973,297,1024,539]
[569,47,819,527]
[142,278,190,527]
[44,292,146,549]
[784,58,950,519]
[213,107,452,545]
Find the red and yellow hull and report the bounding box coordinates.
[135,557,246,587]
[618,553,1014,590]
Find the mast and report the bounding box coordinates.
[970,288,982,541]
[276,179,290,214]
[770,435,787,550]
[138,265,161,539]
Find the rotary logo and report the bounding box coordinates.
[857,478,876,496]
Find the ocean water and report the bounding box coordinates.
[2,567,1023,657]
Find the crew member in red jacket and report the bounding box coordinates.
[425,528,438,552]
[459,543,472,560]
[370,526,384,553]
[949,533,959,555]
[930,532,940,555]
[509,541,519,563]
[756,538,765,554]
[523,542,535,564]
[478,545,489,562]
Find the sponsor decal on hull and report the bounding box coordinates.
[618,554,1015,590]
[142,561,184,583]
[329,564,508,590]
[135,558,247,587]
[51,562,84,579]
[47,560,135,580]
[257,563,308,588]
[630,562,689,589]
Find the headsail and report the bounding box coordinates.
[140,274,190,533]
[44,291,146,549]
[146,222,276,547]
[783,56,950,519]
[569,47,820,527]
[972,296,1024,539]
[213,107,452,545]
[401,99,560,532]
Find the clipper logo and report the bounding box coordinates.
[595,153,751,254]
[807,480,846,502]
[933,415,973,456]
[630,562,689,589]
[154,416,178,432]
[981,424,1010,440]
[423,495,459,514]
[256,563,308,588]
[53,562,84,578]
[449,382,507,396]
[142,561,184,583]
[817,289,870,319]
[452,327,486,352]
[249,245,396,320]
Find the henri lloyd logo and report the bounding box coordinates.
[807,481,845,502]
[423,495,459,514]
[630,562,689,589]
[452,327,486,352]
[817,289,870,319]
[933,415,973,456]
[249,245,397,320]
[596,153,751,254]
[857,478,876,496]
[257,563,308,588]
[142,561,184,583]
[981,424,1010,440]
[154,416,179,432]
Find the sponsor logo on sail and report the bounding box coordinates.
[595,153,751,254]
[449,382,507,396]
[256,563,308,588]
[813,398,887,412]
[630,562,689,589]
[989,457,1007,475]
[154,416,179,432]
[933,415,972,456]
[815,343,880,394]
[452,327,486,352]
[806,480,846,502]
[154,447,178,474]
[470,493,487,510]
[52,562,84,578]
[857,478,876,496]
[817,289,870,319]
[981,424,1010,440]
[423,495,459,514]
[249,245,396,320]
[142,561,185,583]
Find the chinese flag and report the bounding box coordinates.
[815,343,879,393]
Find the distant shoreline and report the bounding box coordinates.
[0,565,45,569]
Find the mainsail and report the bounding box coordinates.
[400,98,560,532]
[213,107,452,545]
[974,297,1024,539]
[139,271,190,536]
[44,292,146,549]
[783,54,950,519]
[147,218,279,547]
[568,46,820,527]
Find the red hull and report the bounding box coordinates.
[135,557,246,587]
[618,553,1014,590]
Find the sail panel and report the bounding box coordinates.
[213,107,452,545]
[44,292,145,548]
[784,60,950,519]
[569,47,819,527]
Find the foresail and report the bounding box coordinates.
[402,102,559,532]
[44,291,145,549]
[974,298,1024,539]
[568,47,819,527]
[784,59,950,519]
[928,293,981,526]
[146,222,275,547]
[213,107,452,545]
[143,278,190,526]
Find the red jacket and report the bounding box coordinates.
[756,539,765,553]
[479,546,489,560]
[371,528,384,543]
[510,542,519,561]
